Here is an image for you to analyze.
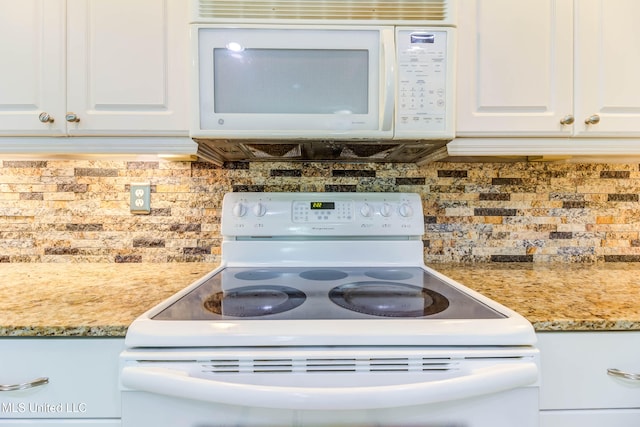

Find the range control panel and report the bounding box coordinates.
[221,192,425,237]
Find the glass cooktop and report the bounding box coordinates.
[152,267,505,321]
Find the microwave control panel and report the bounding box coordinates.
[395,28,452,137]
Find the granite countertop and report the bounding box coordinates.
[436,263,640,332]
[0,263,218,337]
[1,263,640,337]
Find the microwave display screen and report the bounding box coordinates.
[410,33,436,44]
[213,49,369,114]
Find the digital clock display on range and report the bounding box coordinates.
[310,202,335,210]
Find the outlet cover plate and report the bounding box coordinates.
[130,183,151,214]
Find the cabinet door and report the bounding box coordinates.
[0,338,123,419]
[0,422,120,426]
[540,409,640,427]
[538,332,640,411]
[456,0,573,136]
[66,0,188,135]
[575,0,640,136]
[0,0,66,135]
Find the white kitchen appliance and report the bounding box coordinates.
[120,192,539,427]
[190,0,456,164]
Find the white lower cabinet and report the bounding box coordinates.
[0,422,119,426]
[538,332,640,427]
[540,409,640,427]
[0,338,123,426]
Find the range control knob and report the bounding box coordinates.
[380,203,393,217]
[253,202,267,217]
[399,203,414,218]
[232,202,247,217]
[360,203,374,217]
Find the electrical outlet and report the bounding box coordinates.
[130,183,151,214]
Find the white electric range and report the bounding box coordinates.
[121,192,539,427]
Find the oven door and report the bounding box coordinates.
[121,347,539,427]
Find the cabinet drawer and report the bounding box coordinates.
[0,421,119,426]
[541,409,640,427]
[537,332,640,410]
[0,339,123,419]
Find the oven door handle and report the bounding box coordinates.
[122,363,538,410]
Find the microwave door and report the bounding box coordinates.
[193,26,395,140]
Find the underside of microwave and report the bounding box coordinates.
[192,0,456,26]
[195,139,449,166]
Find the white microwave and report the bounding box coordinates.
[191,24,455,142]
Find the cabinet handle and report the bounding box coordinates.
[0,377,49,391]
[38,112,54,123]
[65,113,80,123]
[585,114,601,125]
[607,368,640,381]
[560,115,575,125]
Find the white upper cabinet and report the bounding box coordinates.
[456,0,573,136]
[574,0,640,136]
[0,0,188,137]
[0,0,66,135]
[457,0,640,138]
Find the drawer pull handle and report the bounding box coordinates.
[607,368,640,381]
[0,377,49,391]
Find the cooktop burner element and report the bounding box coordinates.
[364,269,414,281]
[203,285,306,317]
[329,281,449,317]
[235,269,281,281]
[299,269,349,281]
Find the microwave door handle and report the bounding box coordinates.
[381,28,395,132]
[121,363,537,411]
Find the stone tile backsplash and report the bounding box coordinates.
[2,159,640,263]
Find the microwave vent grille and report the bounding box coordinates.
[197,0,450,22]
[195,139,450,165]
